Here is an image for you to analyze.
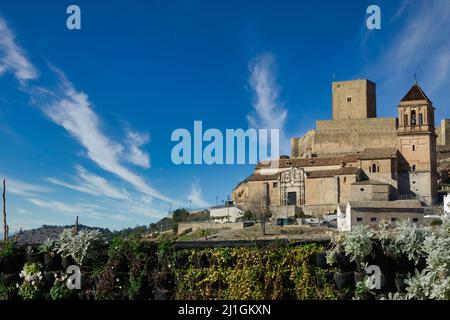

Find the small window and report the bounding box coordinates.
[412,181,416,184]
[419,113,423,126]
[391,217,398,222]
[343,177,347,183]
[412,145,415,151]
[347,96,352,102]
[411,110,417,126]
[356,217,363,222]
[412,218,419,223]
[273,182,278,188]
[412,165,416,171]
[360,188,365,192]
[370,217,377,222]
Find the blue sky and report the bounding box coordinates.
[0,0,449,231]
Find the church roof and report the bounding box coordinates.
[232,172,279,190]
[306,167,360,178]
[348,200,424,214]
[358,147,398,160]
[401,83,432,103]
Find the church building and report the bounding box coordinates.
[232,79,448,218]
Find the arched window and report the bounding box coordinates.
[411,110,417,126]
[419,113,423,126]
[404,114,408,126]
[372,163,377,173]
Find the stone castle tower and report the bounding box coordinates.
[397,82,438,204]
[332,79,377,120]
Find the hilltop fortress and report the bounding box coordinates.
[233,79,450,218]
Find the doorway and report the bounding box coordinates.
[287,192,297,206]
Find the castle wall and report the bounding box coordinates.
[307,117,398,155]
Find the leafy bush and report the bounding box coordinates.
[0,241,14,258]
[38,238,58,255]
[175,245,336,300]
[355,276,376,298]
[342,226,374,270]
[326,226,373,270]
[18,263,43,300]
[50,274,76,300]
[430,219,443,226]
[380,221,430,263]
[57,229,104,265]
[0,282,16,300]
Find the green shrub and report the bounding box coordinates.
[430,219,443,226]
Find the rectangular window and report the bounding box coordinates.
[356,217,363,222]
[370,217,377,222]
[412,218,419,223]
[412,165,416,171]
[273,182,278,188]
[347,96,352,102]
[391,217,398,222]
[412,145,415,151]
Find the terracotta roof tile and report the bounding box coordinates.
[307,167,360,179]
[401,83,432,103]
[358,148,398,160]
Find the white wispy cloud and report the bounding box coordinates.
[187,181,209,209]
[0,16,38,82]
[1,176,51,197]
[0,14,179,224]
[123,128,151,168]
[36,68,172,203]
[248,53,287,130]
[47,165,130,200]
[27,198,105,220]
[369,0,450,95]
[247,53,288,153]
[390,0,411,21]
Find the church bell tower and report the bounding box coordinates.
[397,81,438,205]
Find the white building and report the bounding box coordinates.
[209,202,244,223]
[337,200,425,232]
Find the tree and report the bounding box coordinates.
[172,208,189,223]
[242,210,255,221]
[248,191,272,236]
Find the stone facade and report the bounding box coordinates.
[332,79,376,120]
[233,79,445,217]
[436,119,450,146]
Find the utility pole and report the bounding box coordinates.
[3,179,9,242]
